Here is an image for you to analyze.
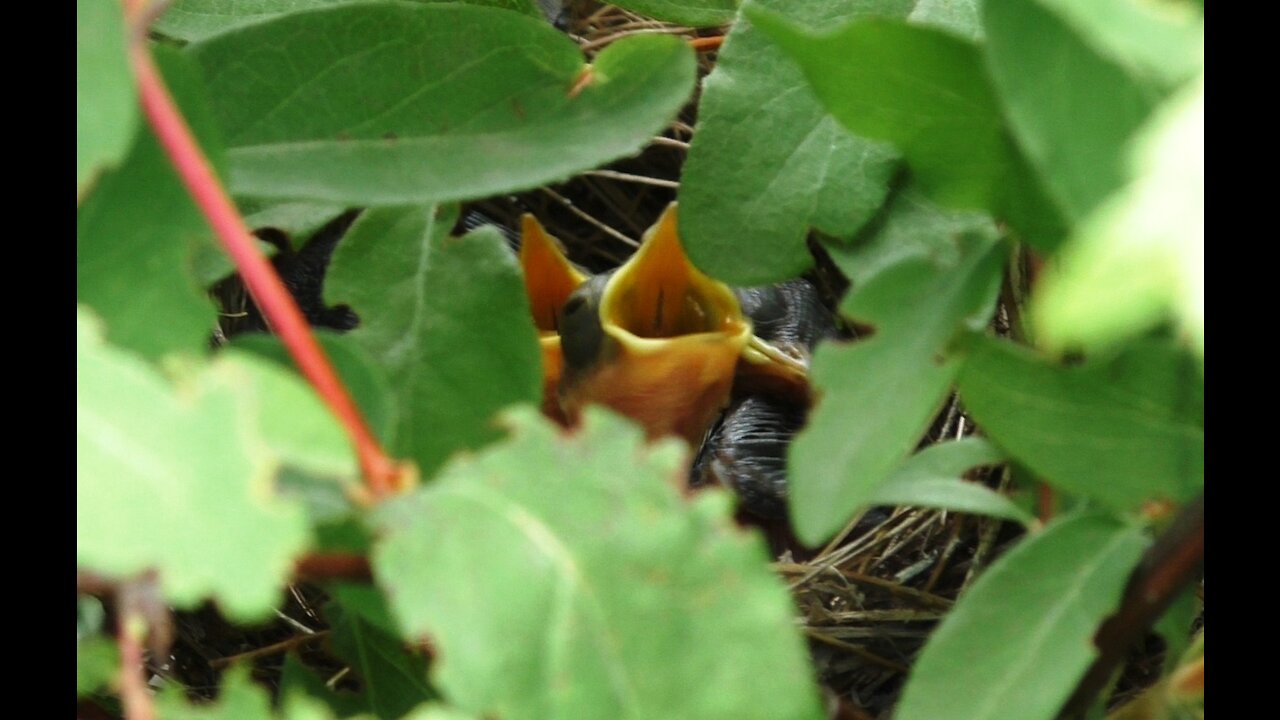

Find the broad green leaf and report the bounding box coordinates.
[896,511,1149,720]
[680,0,905,285]
[868,438,1034,524]
[957,336,1203,512]
[748,10,1067,250]
[77,47,220,361]
[77,0,137,200]
[156,666,274,719]
[326,206,542,477]
[1030,0,1203,89]
[825,182,997,290]
[332,583,402,636]
[189,4,696,204]
[281,654,373,718]
[608,0,737,27]
[983,0,1164,221]
[908,0,982,39]
[77,308,311,620]
[76,636,119,697]
[1033,77,1204,356]
[231,332,398,447]
[373,408,825,720]
[155,0,546,42]
[790,231,1004,544]
[327,603,437,718]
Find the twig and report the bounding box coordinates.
[689,36,725,52]
[582,169,680,189]
[294,552,373,583]
[128,41,407,501]
[209,631,332,669]
[804,630,911,674]
[539,187,639,247]
[579,26,691,52]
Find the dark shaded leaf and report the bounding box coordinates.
[956,336,1203,511]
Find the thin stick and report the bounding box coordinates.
[579,26,691,52]
[582,169,680,189]
[539,187,639,247]
[209,631,332,669]
[129,44,405,501]
[650,136,690,151]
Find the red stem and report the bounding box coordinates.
[128,44,402,500]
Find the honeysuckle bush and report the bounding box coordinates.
[77,0,1203,718]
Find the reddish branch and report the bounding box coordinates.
[116,594,154,720]
[294,552,374,583]
[128,42,405,501]
[689,35,725,52]
[1058,493,1205,718]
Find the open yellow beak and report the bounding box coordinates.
[559,204,753,445]
[519,214,587,424]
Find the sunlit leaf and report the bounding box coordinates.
[326,206,542,477]
[748,9,1067,249]
[77,308,311,620]
[896,511,1148,720]
[77,0,137,199]
[373,407,825,720]
[957,335,1203,511]
[189,3,696,204]
[1032,77,1204,356]
[155,666,274,719]
[680,0,905,285]
[77,48,221,361]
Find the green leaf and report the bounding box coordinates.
[77,308,311,620]
[680,0,905,286]
[869,438,1034,524]
[896,511,1148,720]
[326,206,542,477]
[77,47,220,361]
[1032,76,1204,356]
[956,336,1203,512]
[327,603,438,718]
[748,9,1067,249]
[373,408,825,720]
[189,4,696,204]
[77,0,137,200]
[790,234,1004,544]
[155,0,547,42]
[231,331,398,448]
[907,0,983,39]
[983,0,1164,221]
[1027,0,1203,89]
[77,636,119,697]
[608,0,738,27]
[156,665,274,719]
[825,182,997,289]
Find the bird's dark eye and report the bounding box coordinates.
[562,295,587,316]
